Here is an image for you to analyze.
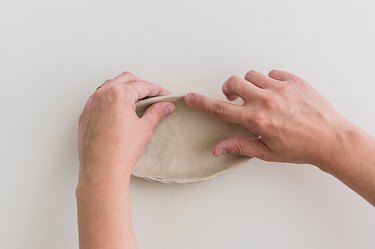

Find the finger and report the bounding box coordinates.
[141,102,176,132]
[268,69,298,81]
[184,93,243,124]
[135,80,170,97]
[112,71,140,84]
[213,136,271,160]
[98,71,140,89]
[222,75,262,101]
[244,70,275,89]
[126,81,169,102]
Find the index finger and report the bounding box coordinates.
[184,93,243,125]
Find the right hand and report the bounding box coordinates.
[184,70,355,169]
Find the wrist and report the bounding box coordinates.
[315,121,362,174]
[77,160,134,183]
[76,180,130,202]
[76,169,132,200]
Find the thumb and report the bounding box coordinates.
[213,136,271,160]
[141,102,175,131]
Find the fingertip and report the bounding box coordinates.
[268,69,281,77]
[150,101,175,117]
[184,92,196,106]
[268,69,279,75]
[142,102,175,128]
[222,76,245,101]
[212,143,228,157]
[163,102,176,115]
[212,147,227,156]
[245,70,257,78]
[268,69,295,81]
[212,140,229,156]
[225,94,239,101]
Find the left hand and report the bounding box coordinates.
[78,71,175,186]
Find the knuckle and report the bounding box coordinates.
[101,79,111,85]
[238,109,249,123]
[108,85,126,101]
[277,83,289,93]
[150,84,161,96]
[152,105,164,118]
[120,71,138,83]
[289,77,307,90]
[120,71,132,77]
[231,143,245,156]
[289,75,303,84]
[262,94,278,110]
[209,102,225,118]
[252,111,269,130]
[111,84,123,93]
[190,94,206,109]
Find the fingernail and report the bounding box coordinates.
[227,94,237,101]
[216,148,227,156]
[185,93,194,104]
[164,104,175,115]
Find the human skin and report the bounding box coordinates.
[185,70,375,206]
[77,71,175,249]
[77,70,375,249]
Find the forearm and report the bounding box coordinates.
[76,177,137,249]
[76,72,175,248]
[318,126,375,206]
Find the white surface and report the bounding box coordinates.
[0,0,374,248]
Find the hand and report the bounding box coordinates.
[184,70,354,169]
[78,71,175,186]
[77,72,176,249]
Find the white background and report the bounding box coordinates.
[1,0,375,248]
